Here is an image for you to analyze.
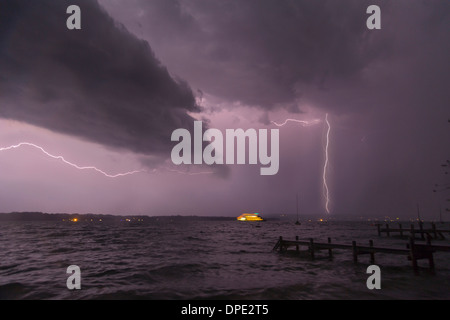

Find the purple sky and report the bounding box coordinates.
[0,0,449,219]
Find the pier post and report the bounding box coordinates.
[426,234,432,245]
[410,224,415,240]
[419,220,424,240]
[428,249,435,274]
[377,224,381,236]
[309,238,315,259]
[296,236,299,252]
[386,224,390,237]
[408,237,418,274]
[432,223,437,239]
[369,240,375,264]
[399,223,403,237]
[352,241,358,263]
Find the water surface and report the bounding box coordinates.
[0,219,449,299]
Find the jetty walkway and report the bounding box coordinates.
[272,235,450,273]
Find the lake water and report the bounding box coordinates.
[0,218,449,300]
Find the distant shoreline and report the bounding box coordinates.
[0,211,445,223]
[0,211,235,222]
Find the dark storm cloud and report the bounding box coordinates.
[101,0,395,111]
[0,0,200,156]
[101,0,450,116]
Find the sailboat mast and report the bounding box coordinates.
[295,193,301,225]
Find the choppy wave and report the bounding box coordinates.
[0,219,449,299]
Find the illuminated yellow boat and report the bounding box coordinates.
[237,213,265,221]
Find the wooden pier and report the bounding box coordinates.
[375,222,450,240]
[272,236,450,273]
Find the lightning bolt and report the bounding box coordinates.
[0,142,215,178]
[166,168,214,176]
[271,118,321,127]
[323,113,331,214]
[0,142,145,178]
[271,114,332,214]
